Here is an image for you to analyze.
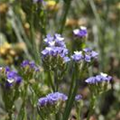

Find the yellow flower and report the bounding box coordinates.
[0,3,8,14]
[46,0,60,11]
[65,18,79,27]
[0,43,11,55]
[116,2,120,10]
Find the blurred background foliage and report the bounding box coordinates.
[0,0,120,120]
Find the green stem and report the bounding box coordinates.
[37,107,44,120]
[17,83,28,120]
[11,13,32,59]
[54,70,59,91]
[59,0,72,34]
[55,113,59,120]
[76,101,82,120]
[48,71,56,92]
[88,0,101,26]
[63,79,79,120]
[30,6,40,64]
[2,89,13,120]
[63,64,75,115]
[77,107,80,120]
[87,95,96,120]
[63,65,79,120]
[8,112,12,120]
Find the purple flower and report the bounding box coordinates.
[0,67,22,88]
[84,54,91,62]
[38,92,68,107]
[54,34,66,47]
[21,60,40,72]
[85,73,112,84]
[47,92,68,104]
[38,97,48,107]
[41,47,58,56]
[71,51,84,62]
[6,70,22,84]
[90,51,98,59]
[83,48,92,52]
[21,60,29,67]
[41,47,51,56]
[15,76,22,84]
[85,77,96,84]
[71,48,98,63]
[7,71,17,80]
[5,66,10,73]
[42,33,70,65]
[44,34,66,48]
[83,48,98,60]
[75,95,82,101]
[29,61,36,68]
[41,47,70,63]
[44,34,54,46]
[73,26,87,38]
[63,57,71,63]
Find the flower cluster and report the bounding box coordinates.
[44,34,66,48]
[21,60,39,72]
[42,47,70,63]
[71,48,98,62]
[85,73,112,84]
[0,66,22,87]
[41,34,70,67]
[38,92,68,107]
[73,26,87,38]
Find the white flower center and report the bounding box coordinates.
[7,79,14,83]
[100,72,108,77]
